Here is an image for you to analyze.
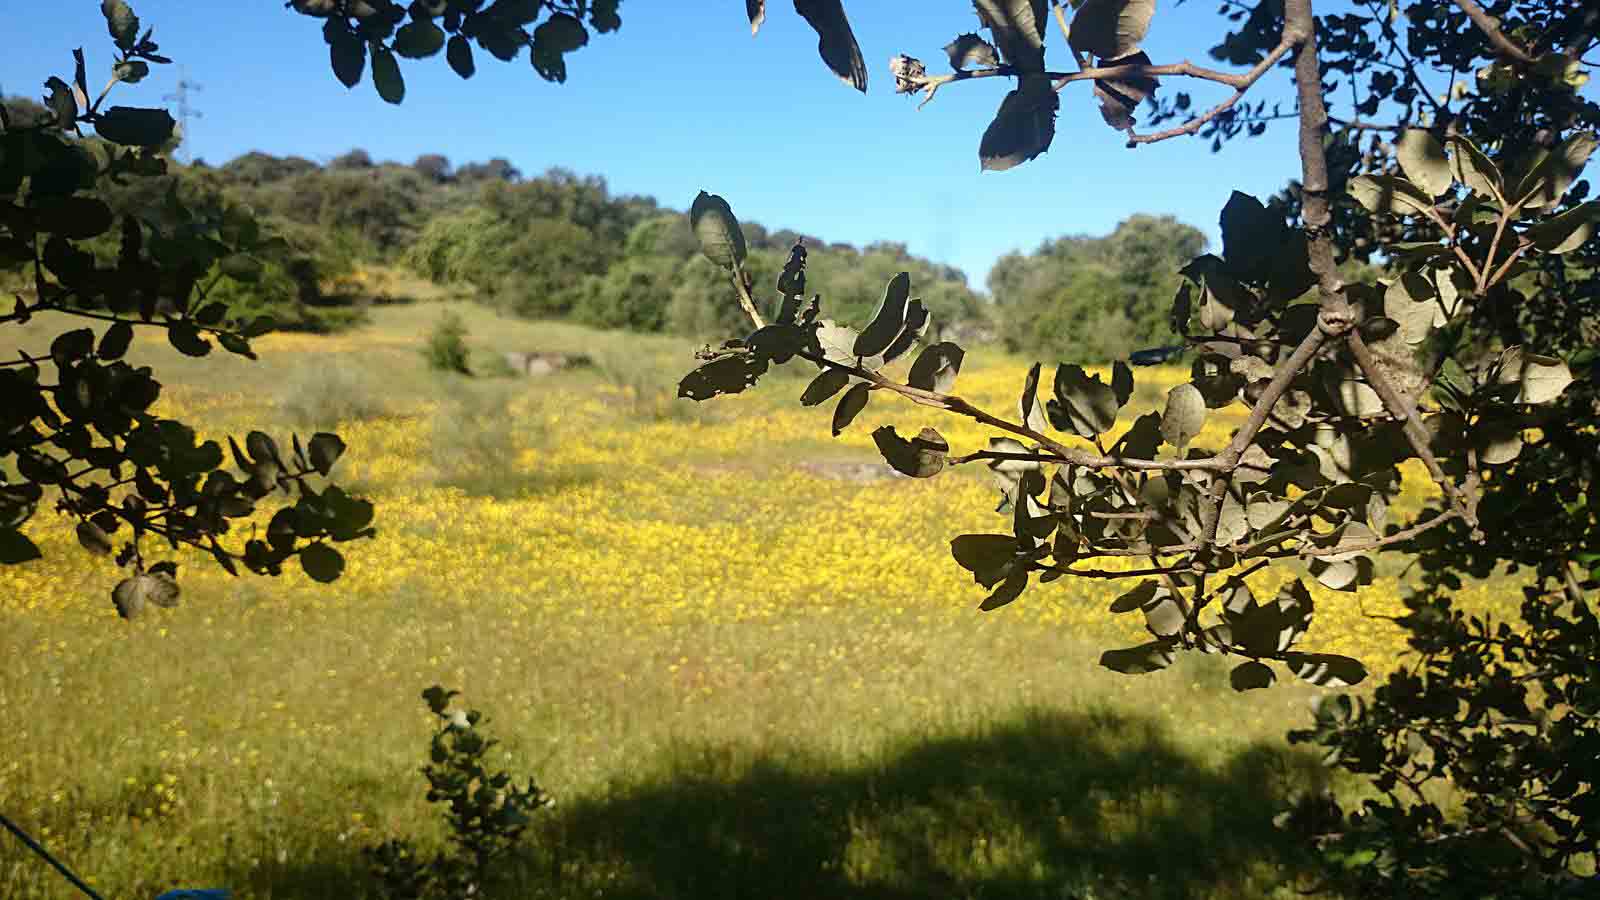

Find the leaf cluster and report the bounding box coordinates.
[2,1,375,616]
[290,0,621,103]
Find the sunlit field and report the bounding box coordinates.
[1,297,1523,899]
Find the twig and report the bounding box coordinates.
[1295,509,1462,558]
[730,265,766,330]
[1363,0,1445,115]
[1120,36,1299,146]
[1041,562,1200,579]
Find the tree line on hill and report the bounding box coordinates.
[5,92,1244,362]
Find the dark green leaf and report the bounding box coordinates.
[1069,0,1156,60]
[872,425,948,478]
[1218,190,1281,280]
[308,433,346,475]
[167,322,210,357]
[1049,364,1118,437]
[1395,128,1452,196]
[371,46,405,103]
[854,272,911,358]
[101,0,140,50]
[394,19,446,57]
[531,13,588,83]
[1281,652,1368,687]
[1159,383,1205,449]
[1229,660,1276,691]
[1513,131,1596,210]
[422,684,458,715]
[1111,360,1133,408]
[0,528,43,564]
[1111,411,1162,460]
[831,382,870,436]
[1447,134,1502,201]
[978,77,1058,172]
[1348,174,1436,217]
[907,341,965,394]
[76,520,113,556]
[219,253,262,282]
[52,328,96,364]
[330,33,366,87]
[973,0,1047,72]
[1526,200,1600,254]
[678,353,768,401]
[950,533,1019,588]
[747,323,807,364]
[799,368,851,406]
[299,542,345,583]
[113,60,149,84]
[98,321,133,360]
[34,196,114,242]
[246,430,281,466]
[217,332,256,359]
[689,191,747,271]
[44,76,77,126]
[794,0,867,91]
[1019,362,1049,432]
[1099,639,1176,675]
[944,33,999,69]
[979,569,1028,610]
[93,106,176,147]
[881,299,929,364]
[111,571,179,620]
[446,34,476,78]
[1109,579,1159,613]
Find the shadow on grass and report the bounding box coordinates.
[518,707,1328,900]
[219,707,1328,900]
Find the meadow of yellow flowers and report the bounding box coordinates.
[0,302,1522,899]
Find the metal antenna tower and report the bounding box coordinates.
[162,67,203,163]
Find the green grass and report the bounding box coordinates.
[2,293,1441,900]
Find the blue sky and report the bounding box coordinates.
[0,1,1535,289]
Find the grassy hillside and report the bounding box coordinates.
[0,294,1519,900]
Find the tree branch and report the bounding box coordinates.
[730,265,766,330]
[1451,0,1537,64]
[1117,37,1300,146]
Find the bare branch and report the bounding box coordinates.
[1117,36,1299,146]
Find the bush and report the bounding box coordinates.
[423,311,472,374]
[428,385,531,496]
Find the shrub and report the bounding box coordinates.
[278,358,393,429]
[365,686,551,900]
[423,311,472,375]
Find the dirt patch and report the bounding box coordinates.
[690,459,908,484]
[794,460,907,483]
